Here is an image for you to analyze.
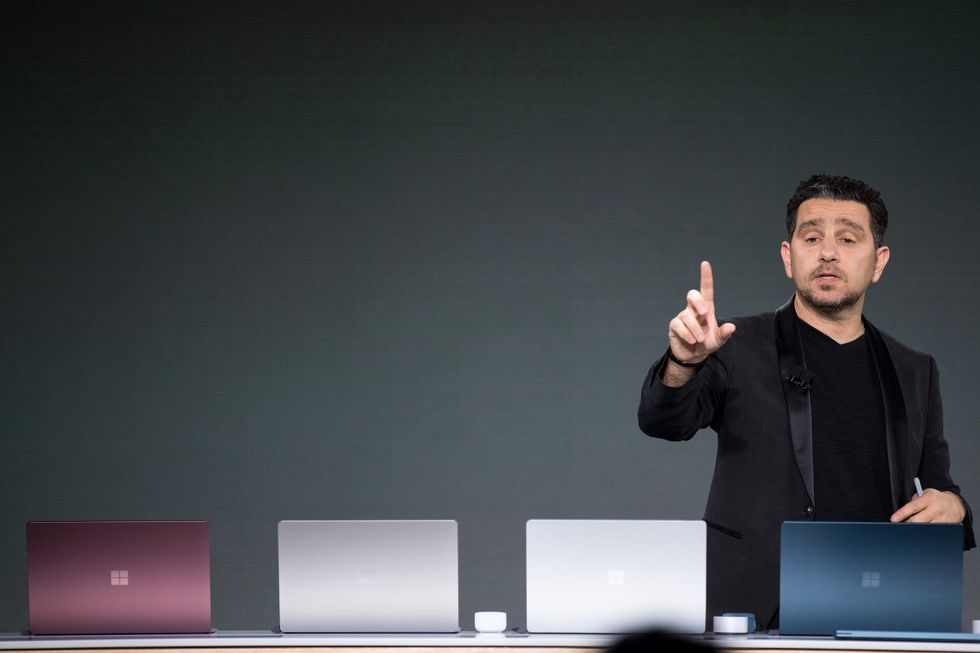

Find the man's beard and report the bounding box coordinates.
[797,285,863,314]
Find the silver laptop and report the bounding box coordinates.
[526,519,706,634]
[277,520,459,633]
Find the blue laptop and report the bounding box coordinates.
[779,522,963,635]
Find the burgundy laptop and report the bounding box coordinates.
[27,521,212,635]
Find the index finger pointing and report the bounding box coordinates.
[700,261,714,304]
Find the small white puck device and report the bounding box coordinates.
[713,614,752,634]
[973,619,980,634]
[475,611,507,635]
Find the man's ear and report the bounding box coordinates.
[871,245,890,283]
[780,241,793,279]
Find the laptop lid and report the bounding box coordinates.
[779,522,963,635]
[26,521,212,635]
[277,520,459,633]
[526,519,706,634]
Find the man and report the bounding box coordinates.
[637,174,975,631]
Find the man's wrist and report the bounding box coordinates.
[661,352,704,388]
[667,349,707,369]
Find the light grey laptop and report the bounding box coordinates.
[277,520,459,633]
[526,519,706,634]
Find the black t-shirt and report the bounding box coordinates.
[799,320,893,522]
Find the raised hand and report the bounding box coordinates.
[667,261,736,370]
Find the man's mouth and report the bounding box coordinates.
[812,268,845,282]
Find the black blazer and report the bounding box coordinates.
[638,298,975,630]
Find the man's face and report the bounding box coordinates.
[781,198,890,314]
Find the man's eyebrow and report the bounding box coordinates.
[796,216,867,233]
[796,218,824,232]
[834,217,866,232]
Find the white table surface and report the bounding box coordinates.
[0,632,979,651]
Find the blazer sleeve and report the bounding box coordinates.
[918,355,976,549]
[637,349,731,442]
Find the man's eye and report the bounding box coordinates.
[805,237,819,243]
[841,238,855,245]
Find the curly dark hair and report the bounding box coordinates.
[786,174,888,248]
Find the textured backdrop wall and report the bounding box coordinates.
[3,0,979,632]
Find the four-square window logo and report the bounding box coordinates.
[607,569,625,585]
[110,569,129,586]
[861,571,880,588]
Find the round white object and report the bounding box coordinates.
[713,614,750,634]
[973,619,980,634]
[474,611,507,634]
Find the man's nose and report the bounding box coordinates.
[819,240,839,261]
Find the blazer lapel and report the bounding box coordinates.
[775,297,815,505]
[863,319,911,510]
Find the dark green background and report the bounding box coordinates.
[3,0,978,632]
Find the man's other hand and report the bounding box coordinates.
[890,488,966,524]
